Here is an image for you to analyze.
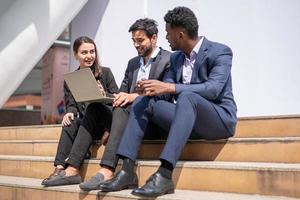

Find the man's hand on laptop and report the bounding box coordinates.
[113,92,139,107]
[62,112,74,127]
[96,80,106,96]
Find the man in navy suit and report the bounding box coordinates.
[100,6,237,197]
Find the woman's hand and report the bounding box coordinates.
[62,112,74,127]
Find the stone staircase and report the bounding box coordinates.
[0,116,300,200]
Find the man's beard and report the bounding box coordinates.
[170,44,178,51]
[138,45,153,57]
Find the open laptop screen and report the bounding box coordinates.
[64,68,114,104]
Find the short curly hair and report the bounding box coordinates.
[128,18,158,38]
[164,7,198,38]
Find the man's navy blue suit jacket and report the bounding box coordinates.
[163,37,237,135]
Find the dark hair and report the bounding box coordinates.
[128,18,158,38]
[73,36,101,77]
[164,6,198,38]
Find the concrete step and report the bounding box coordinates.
[235,116,300,137]
[1,137,300,163]
[0,156,299,198]
[141,137,300,163]
[0,125,61,140]
[1,176,297,200]
[0,116,299,140]
[0,140,104,158]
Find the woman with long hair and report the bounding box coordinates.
[41,36,118,186]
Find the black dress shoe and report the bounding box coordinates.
[131,172,174,197]
[41,170,81,187]
[99,170,138,192]
[41,167,64,185]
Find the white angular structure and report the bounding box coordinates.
[0,0,88,107]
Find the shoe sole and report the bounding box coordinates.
[79,185,101,191]
[100,184,138,192]
[42,178,81,187]
[132,188,174,197]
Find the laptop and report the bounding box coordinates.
[64,68,114,104]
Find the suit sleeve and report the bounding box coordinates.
[119,61,130,93]
[161,57,171,80]
[104,68,119,97]
[175,46,232,100]
[154,51,174,101]
[163,54,178,84]
[64,81,78,114]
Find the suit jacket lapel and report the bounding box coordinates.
[195,37,209,67]
[130,59,140,93]
[148,50,162,79]
[176,53,185,82]
[191,37,209,81]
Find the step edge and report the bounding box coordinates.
[1,155,300,171]
[238,114,300,120]
[0,175,298,200]
[0,115,299,130]
[0,124,61,129]
[2,136,300,143]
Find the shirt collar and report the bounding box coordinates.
[186,36,204,60]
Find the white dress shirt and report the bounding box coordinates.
[182,37,203,84]
[137,47,160,81]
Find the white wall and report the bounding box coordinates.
[71,0,300,117]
